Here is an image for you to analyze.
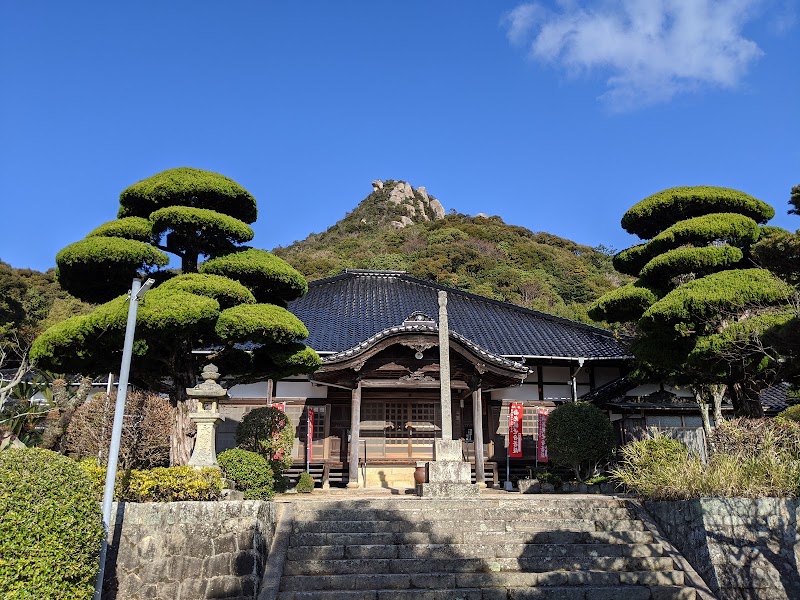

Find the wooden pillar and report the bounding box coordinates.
[472,387,486,488]
[347,382,362,488]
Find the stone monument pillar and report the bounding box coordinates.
[186,363,226,468]
[420,292,479,497]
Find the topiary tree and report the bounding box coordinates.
[30,168,320,464]
[589,186,789,419]
[235,406,294,476]
[545,402,615,481]
[66,390,173,469]
[0,448,104,598]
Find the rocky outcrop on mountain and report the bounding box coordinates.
[370,180,445,227]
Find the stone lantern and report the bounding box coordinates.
[186,363,226,468]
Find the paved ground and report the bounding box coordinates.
[274,487,631,503]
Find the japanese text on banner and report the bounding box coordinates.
[537,408,549,463]
[508,402,524,458]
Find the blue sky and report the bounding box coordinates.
[1,1,798,272]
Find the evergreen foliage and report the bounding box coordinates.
[235,407,295,474]
[157,273,256,308]
[544,402,615,481]
[0,448,104,599]
[296,471,315,493]
[638,245,743,283]
[591,185,787,417]
[273,182,626,324]
[118,166,257,223]
[621,186,774,238]
[56,237,169,302]
[87,216,153,241]
[218,448,275,500]
[32,168,319,465]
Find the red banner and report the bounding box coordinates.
[508,402,524,458]
[307,407,314,462]
[537,408,549,463]
[271,402,285,412]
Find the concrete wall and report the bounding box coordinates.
[103,501,278,600]
[645,498,800,600]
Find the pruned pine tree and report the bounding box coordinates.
[30,168,320,464]
[589,186,790,420]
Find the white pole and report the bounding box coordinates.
[94,278,152,599]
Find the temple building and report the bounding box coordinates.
[216,269,635,488]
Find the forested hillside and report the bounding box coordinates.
[273,180,628,323]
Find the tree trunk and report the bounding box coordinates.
[693,388,713,457]
[170,359,198,466]
[728,381,764,418]
[170,398,197,466]
[711,385,725,426]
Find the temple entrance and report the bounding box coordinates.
[362,393,441,460]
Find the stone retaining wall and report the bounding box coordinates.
[644,498,800,600]
[103,500,278,600]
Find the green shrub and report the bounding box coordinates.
[218,448,274,500]
[545,402,615,481]
[0,448,104,599]
[296,471,315,493]
[78,462,222,502]
[611,431,692,499]
[776,405,800,424]
[531,470,561,485]
[235,407,295,474]
[613,421,800,499]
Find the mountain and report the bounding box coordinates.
[272,180,628,324]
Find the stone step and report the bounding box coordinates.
[292,518,647,534]
[276,586,695,600]
[292,507,637,522]
[288,529,657,547]
[282,556,676,577]
[286,541,665,561]
[279,570,686,592]
[289,498,629,510]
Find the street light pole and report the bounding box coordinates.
[93,277,154,600]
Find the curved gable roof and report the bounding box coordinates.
[288,270,630,361]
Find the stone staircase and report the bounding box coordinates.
[274,496,705,600]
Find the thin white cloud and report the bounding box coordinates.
[503,0,768,110]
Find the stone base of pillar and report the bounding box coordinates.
[187,414,222,469]
[420,439,480,498]
[346,481,361,489]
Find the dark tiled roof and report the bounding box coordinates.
[321,322,528,373]
[760,382,798,416]
[288,270,631,360]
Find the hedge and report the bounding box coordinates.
[587,282,658,323]
[150,206,254,244]
[79,462,223,502]
[0,449,104,599]
[86,216,153,242]
[612,243,651,277]
[621,186,774,239]
[55,236,169,302]
[215,303,308,345]
[638,245,743,283]
[118,167,257,223]
[640,268,792,330]
[200,248,308,302]
[158,273,256,308]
